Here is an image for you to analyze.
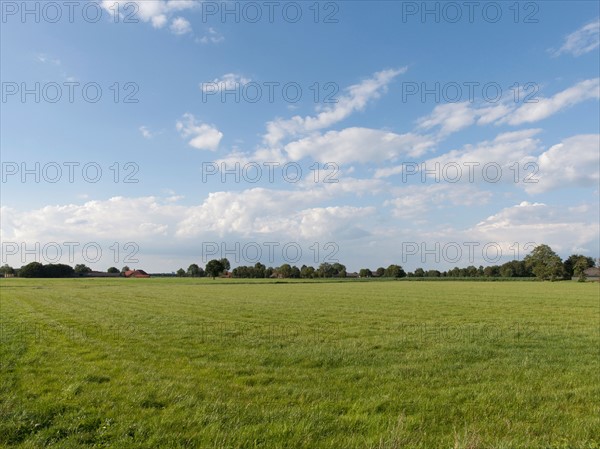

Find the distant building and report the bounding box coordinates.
[583,267,600,281]
[124,270,150,278]
[85,271,121,278]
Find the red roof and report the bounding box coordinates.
[124,270,150,278]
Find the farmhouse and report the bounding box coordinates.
[582,267,600,281]
[124,270,150,278]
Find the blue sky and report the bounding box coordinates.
[1,1,599,272]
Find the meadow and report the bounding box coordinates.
[0,278,598,448]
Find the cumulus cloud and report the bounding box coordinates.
[526,134,600,194]
[375,129,542,181]
[551,19,600,57]
[101,0,197,33]
[201,73,251,93]
[170,16,192,35]
[0,197,180,243]
[282,127,436,164]
[198,27,225,44]
[175,188,329,238]
[176,113,223,151]
[263,68,407,146]
[469,201,599,255]
[385,184,492,219]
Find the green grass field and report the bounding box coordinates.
[1,278,598,448]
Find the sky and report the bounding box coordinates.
[1,0,599,273]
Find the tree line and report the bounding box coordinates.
[175,245,596,282]
[2,245,596,281]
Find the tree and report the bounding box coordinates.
[220,258,231,272]
[300,265,315,278]
[524,244,564,281]
[205,259,225,279]
[121,266,130,273]
[107,267,120,274]
[483,265,500,277]
[291,266,301,278]
[44,264,75,278]
[414,268,425,278]
[254,262,266,278]
[332,263,346,277]
[176,268,186,277]
[0,264,15,276]
[74,264,92,275]
[465,266,478,277]
[278,264,292,278]
[359,268,372,278]
[187,263,203,277]
[316,263,335,278]
[384,264,406,278]
[573,258,589,282]
[375,267,385,277]
[563,254,595,279]
[18,262,45,278]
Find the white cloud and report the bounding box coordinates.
[385,184,492,219]
[526,134,600,194]
[170,16,191,35]
[198,27,225,44]
[176,113,223,151]
[552,19,600,57]
[1,197,179,242]
[263,68,407,146]
[501,78,599,125]
[139,125,156,139]
[201,73,251,93]
[376,129,542,181]
[283,127,435,164]
[175,188,327,238]
[36,54,61,65]
[417,102,478,136]
[469,201,599,255]
[101,1,197,32]
[415,79,600,135]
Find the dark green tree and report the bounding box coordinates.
[384,264,406,278]
[220,258,231,272]
[300,265,315,278]
[18,262,45,278]
[0,264,15,276]
[107,267,120,274]
[278,264,292,278]
[332,263,347,277]
[187,263,204,277]
[573,258,590,282]
[74,264,92,275]
[563,254,595,279]
[44,264,75,278]
[316,263,335,278]
[205,259,225,279]
[359,268,372,278]
[524,244,564,281]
